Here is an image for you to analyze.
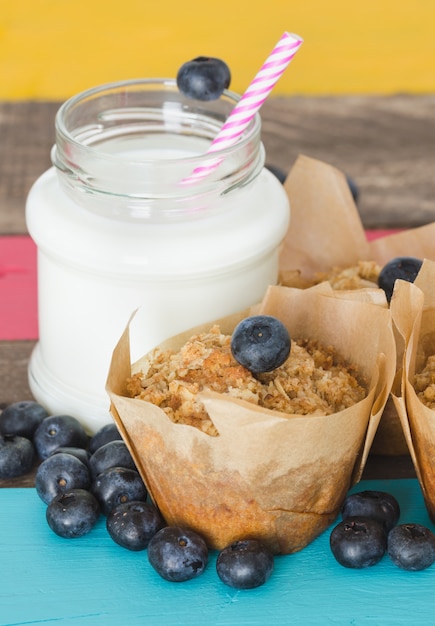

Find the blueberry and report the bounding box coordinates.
[33,414,88,460]
[388,523,435,571]
[0,401,49,439]
[346,174,359,204]
[46,489,100,538]
[50,446,91,469]
[231,315,291,373]
[147,526,208,582]
[176,56,231,101]
[330,517,387,568]
[88,440,136,480]
[341,490,400,532]
[91,466,147,515]
[0,434,35,478]
[88,422,122,454]
[265,164,287,185]
[378,256,423,303]
[35,452,91,504]
[106,500,165,551]
[216,539,274,589]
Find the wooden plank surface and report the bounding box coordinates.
[1,95,432,487]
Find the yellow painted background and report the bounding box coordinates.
[1,0,435,99]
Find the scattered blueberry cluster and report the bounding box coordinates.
[330,490,435,571]
[3,403,435,580]
[0,401,274,588]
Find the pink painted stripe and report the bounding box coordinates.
[0,236,38,340]
[365,228,404,241]
[0,231,405,340]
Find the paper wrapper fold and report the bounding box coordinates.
[279,154,435,455]
[391,260,435,520]
[106,284,396,555]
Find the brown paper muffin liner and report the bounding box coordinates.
[279,154,435,455]
[106,284,396,554]
[391,260,435,521]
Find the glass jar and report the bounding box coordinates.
[26,79,290,433]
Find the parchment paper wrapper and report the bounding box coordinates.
[391,260,435,520]
[279,154,435,455]
[106,284,396,554]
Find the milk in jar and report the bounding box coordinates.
[25,79,290,433]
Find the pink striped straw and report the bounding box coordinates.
[181,31,303,185]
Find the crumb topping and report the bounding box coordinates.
[280,260,381,291]
[315,260,381,290]
[127,325,367,436]
[414,355,435,408]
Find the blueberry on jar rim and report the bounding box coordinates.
[231,315,291,374]
[176,56,231,101]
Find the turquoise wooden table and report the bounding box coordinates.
[1,478,434,626]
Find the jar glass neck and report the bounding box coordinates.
[52,79,265,221]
